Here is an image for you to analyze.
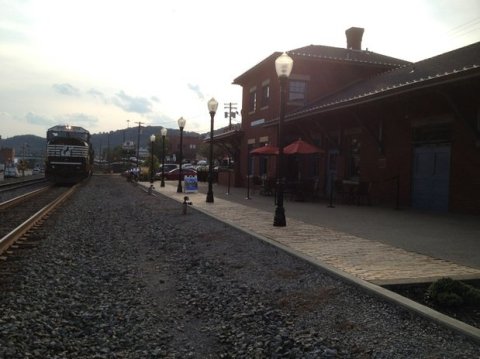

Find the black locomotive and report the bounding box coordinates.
[45,125,94,184]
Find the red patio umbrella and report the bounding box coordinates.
[250,144,279,156]
[283,138,324,155]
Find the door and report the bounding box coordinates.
[412,145,451,211]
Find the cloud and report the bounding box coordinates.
[0,112,14,120]
[146,112,174,126]
[87,88,108,103]
[187,83,205,100]
[24,112,98,130]
[26,112,55,126]
[151,96,160,103]
[112,90,152,114]
[52,83,81,96]
[57,113,99,128]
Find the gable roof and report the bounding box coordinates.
[289,41,480,120]
[233,44,409,85]
[289,44,410,68]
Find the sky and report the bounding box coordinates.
[1,0,479,139]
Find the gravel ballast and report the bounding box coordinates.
[0,175,479,358]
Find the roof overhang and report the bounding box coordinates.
[287,66,480,122]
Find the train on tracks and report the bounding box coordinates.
[45,125,94,184]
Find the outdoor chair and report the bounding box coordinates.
[334,180,347,203]
[251,176,262,195]
[311,178,322,202]
[355,181,372,205]
[260,177,275,196]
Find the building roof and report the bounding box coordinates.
[289,44,410,67]
[233,44,409,85]
[289,41,480,120]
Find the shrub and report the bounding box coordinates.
[425,277,480,307]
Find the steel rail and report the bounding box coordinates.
[0,186,51,210]
[0,185,78,255]
[0,177,48,191]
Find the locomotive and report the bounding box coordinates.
[45,125,94,184]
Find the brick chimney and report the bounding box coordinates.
[345,27,364,50]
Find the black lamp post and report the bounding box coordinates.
[273,52,293,227]
[160,127,167,187]
[149,134,155,194]
[177,117,186,193]
[206,97,218,203]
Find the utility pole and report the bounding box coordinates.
[107,132,110,163]
[224,102,238,130]
[134,121,144,168]
[21,143,27,177]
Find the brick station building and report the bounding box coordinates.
[214,28,480,214]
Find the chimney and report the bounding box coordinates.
[345,27,364,50]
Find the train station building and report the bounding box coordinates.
[212,27,480,214]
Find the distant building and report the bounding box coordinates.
[168,131,203,163]
[0,147,15,166]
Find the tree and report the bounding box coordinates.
[197,143,224,164]
[152,135,169,161]
[142,154,160,172]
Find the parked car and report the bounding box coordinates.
[162,164,179,172]
[164,168,197,181]
[4,166,19,178]
[155,164,178,179]
[182,163,194,169]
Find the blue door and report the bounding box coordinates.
[412,145,451,211]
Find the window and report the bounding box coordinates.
[413,123,452,144]
[261,84,270,108]
[249,88,257,112]
[288,80,306,103]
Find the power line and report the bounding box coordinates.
[443,16,480,41]
[446,17,480,35]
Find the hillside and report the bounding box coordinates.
[0,135,46,157]
[1,126,202,158]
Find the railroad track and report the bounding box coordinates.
[0,184,79,257]
[0,177,48,191]
[0,177,49,202]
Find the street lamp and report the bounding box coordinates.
[206,97,218,203]
[149,134,155,194]
[273,52,293,227]
[177,117,186,193]
[160,127,167,187]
